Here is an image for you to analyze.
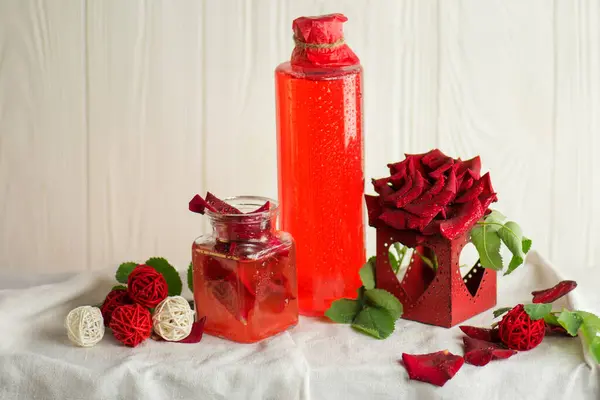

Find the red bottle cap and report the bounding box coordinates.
[291,14,360,68]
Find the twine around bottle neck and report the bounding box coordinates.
[293,35,345,49]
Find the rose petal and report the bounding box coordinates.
[209,275,255,324]
[249,201,270,214]
[532,280,577,304]
[365,195,384,227]
[407,154,428,179]
[393,170,426,208]
[421,149,451,171]
[189,194,217,214]
[454,177,485,203]
[428,158,455,179]
[404,168,457,218]
[545,323,577,337]
[384,175,413,206]
[205,192,242,214]
[456,156,481,180]
[387,160,407,176]
[176,317,206,343]
[401,350,464,387]
[372,177,392,194]
[459,325,501,342]
[463,337,517,366]
[378,209,413,231]
[478,173,497,209]
[439,199,484,240]
[459,176,474,192]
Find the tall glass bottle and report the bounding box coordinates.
[275,14,365,316]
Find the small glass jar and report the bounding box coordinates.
[192,196,298,343]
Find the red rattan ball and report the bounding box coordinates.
[109,304,152,347]
[499,304,545,351]
[100,289,132,326]
[127,265,168,308]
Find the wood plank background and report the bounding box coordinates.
[0,0,598,273]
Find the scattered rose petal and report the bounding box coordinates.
[176,317,206,343]
[463,337,517,366]
[209,275,254,324]
[532,280,578,304]
[152,317,206,344]
[249,201,270,213]
[545,323,577,337]
[189,194,217,214]
[205,192,242,214]
[459,325,501,342]
[401,350,464,387]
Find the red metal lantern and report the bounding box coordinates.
[375,226,496,328]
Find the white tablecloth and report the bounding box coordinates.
[1,251,599,400]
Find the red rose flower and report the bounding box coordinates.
[365,149,497,241]
[127,265,168,308]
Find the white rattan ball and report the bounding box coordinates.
[152,296,195,341]
[65,306,105,347]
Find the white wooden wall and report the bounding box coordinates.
[0,0,598,274]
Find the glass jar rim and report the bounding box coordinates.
[204,195,278,219]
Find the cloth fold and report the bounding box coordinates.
[0,252,598,399]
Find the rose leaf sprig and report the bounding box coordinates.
[470,210,532,275]
[326,257,403,339]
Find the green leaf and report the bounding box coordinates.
[504,255,524,276]
[388,252,399,274]
[365,288,403,320]
[115,262,138,284]
[394,243,408,272]
[470,225,503,270]
[111,285,127,291]
[522,237,532,253]
[187,262,194,293]
[351,306,395,339]
[357,286,367,308]
[145,257,183,296]
[486,210,506,223]
[359,260,376,290]
[557,310,583,336]
[414,249,438,271]
[498,221,526,275]
[524,303,552,320]
[394,242,404,258]
[493,307,512,318]
[575,311,600,364]
[484,211,506,232]
[544,313,560,326]
[325,299,361,324]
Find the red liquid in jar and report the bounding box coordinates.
[276,63,365,316]
[192,235,298,343]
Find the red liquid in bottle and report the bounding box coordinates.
[276,63,365,316]
[192,230,298,343]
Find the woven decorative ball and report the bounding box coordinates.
[127,265,168,308]
[100,289,132,326]
[65,306,105,347]
[109,304,152,347]
[499,304,546,351]
[152,296,195,341]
